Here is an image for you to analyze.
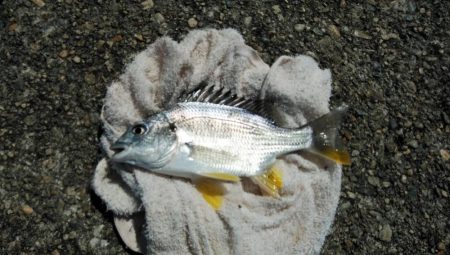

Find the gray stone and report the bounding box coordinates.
[294,24,306,32]
[141,0,154,10]
[84,73,96,85]
[244,17,252,26]
[379,224,393,242]
[408,140,418,149]
[272,5,281,14]
[24,115,37,126]
[368,176,380,187]
[154,13,165,23]
[347,191,356,199]
[188,18,198,28]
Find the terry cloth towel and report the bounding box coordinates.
[92,28,342,255]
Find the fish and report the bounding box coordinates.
[110,84,350,209]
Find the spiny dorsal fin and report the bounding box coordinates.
[180,82,268,117]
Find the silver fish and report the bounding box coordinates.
[110,87,349,209]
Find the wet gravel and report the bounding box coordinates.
[1,1,449,254]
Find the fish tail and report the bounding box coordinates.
[305,105,351,165]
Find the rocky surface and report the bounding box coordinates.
[1,1,448,254]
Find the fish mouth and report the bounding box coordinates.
[109,141,177,168]
[110,142,131,162]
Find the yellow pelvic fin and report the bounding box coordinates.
[251,166,283,198]
[198,172,240,182]
[320,146,351,165]
[194,179,225,210]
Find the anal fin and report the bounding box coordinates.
[194,179,225,210]
[251,166,283,198]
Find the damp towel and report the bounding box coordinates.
[92,28,342,255]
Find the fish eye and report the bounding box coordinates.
[132,124,148,135]
[169,122,177,132]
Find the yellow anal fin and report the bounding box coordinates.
[198,172,240,182]
[194,179,225,210]
[251,166,283,198]
[320,146,351,165]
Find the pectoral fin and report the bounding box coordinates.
[251,166,283,198]
[194,178,225,210]
[198,172,240,182]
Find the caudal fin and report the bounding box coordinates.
[306,105,351,165]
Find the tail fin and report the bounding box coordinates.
[305,105,351,165]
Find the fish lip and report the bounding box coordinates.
[109,140,178,168]
[110,141,128,153]
[110,142,131,162]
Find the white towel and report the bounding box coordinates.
[92,28,342,255]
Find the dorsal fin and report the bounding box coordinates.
[180,82,268,117]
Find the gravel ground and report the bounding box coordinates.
[1,1,449,254]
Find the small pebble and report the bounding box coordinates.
[401,175,407,183]
[440,149,450,161]
[347,191,356,199]
[111,34,123,42]
[58,49,69,58]
[353,30,372,40]
[327,24,341,39]
[408,140,418,149]
[379,224,393,242]
[438,242,446,251]
[51,250,60,255]
[381,32,399,41]
[31,0,45,7]
[134,34,144,42]
[89,237,109,248]
[294,24,306,32]
[406,169,413,176]
[24,115,37,126]
[141,0,154,10]
[84,73,96,85]
[22,205,33,215]
[368,176,380,187]
[8,22,17,32]
[244,17,252,26]
[272,5,281,14]
[154,13,165,23]
[72,56,81,63]
[187,18,198,28]
[442,112,450,124]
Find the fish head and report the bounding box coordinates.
[110,113,178,170]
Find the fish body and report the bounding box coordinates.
[156,102,312,178]
[110,85,349,209]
